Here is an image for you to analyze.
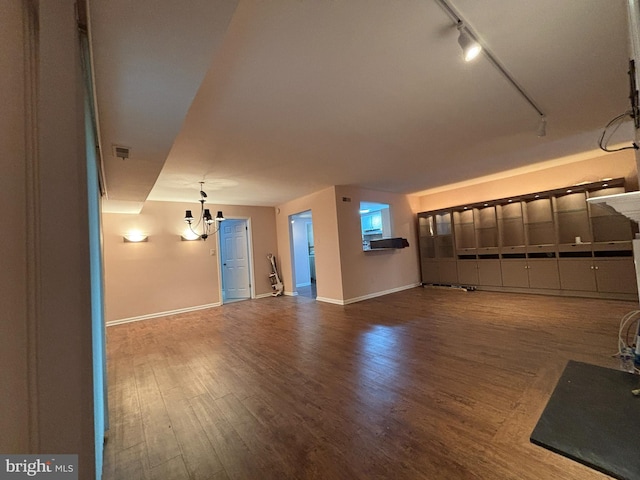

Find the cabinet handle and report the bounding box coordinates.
[595,266,599,270]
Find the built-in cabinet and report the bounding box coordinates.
[417,178,638,300]
[419,212,457,285]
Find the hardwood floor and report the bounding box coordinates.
[103,288,634,479]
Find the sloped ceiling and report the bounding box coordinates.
[90,0,634,212]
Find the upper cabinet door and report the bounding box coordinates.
[524,197,555,246]
[555,192,592,245]
[500,202,525,248]
[588,186,634,242]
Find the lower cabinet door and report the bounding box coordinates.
[558,258,597,292]
[595,258,637,294]
[421,259,439,284]
[439,259,459,284]
[457,260,479,285]
[528,259,560,289]
[478,259,502,286]
[501,260,529,288]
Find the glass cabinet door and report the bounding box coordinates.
[588,187,634,242]
[418,214,436,258]
[556,192,592,244]
[500,202,525,247]
[435,212,452,235]
[475,206,498,248]
[454,209,476,250]
[524,197,555,246]
[435,212,454,258]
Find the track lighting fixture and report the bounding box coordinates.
[457,23,481,62]
[537,116,547,137]
[184,182,225,241]
[435,0,547,136]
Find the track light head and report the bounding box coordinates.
[537,116,547,137]
[457,24,481,62]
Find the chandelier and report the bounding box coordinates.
[184,182,225,240]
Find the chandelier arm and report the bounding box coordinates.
[187,203,204,232]
[189,199,206,237]
[187,222,200,237]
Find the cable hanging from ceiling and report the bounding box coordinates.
[598,59,639,153]
[433,0,547,137]
[598,111,639,152]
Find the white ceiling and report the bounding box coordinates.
[90,0,634,212]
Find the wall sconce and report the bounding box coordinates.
[123,231,148,243]
[181,229,201,241]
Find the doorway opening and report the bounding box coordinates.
[218,218,253,304]
[289,210,316,299]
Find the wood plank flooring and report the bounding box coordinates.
[103,288,635,479]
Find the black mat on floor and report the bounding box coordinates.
[530,360,640,480]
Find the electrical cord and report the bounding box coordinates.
[613,309,640,376]
[616,309,640,355]
[625,316,640,347]
[598,110,639,152]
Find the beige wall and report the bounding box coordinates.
[37,0,96,469]
[275,186,421,304]
[418,150,637,212]
[0,0,96,473]
[334,186,421,301]
[276,187,344,301]
[1,0,29,453]
[103,201,277,322]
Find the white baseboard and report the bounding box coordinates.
[106,302,221,327]
[315,296,343,305]
[107,284,421,325]
[317,283,421,306]
[343,282,421,305]
[253,292,273,299]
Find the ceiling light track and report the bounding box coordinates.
[433,0,547,134]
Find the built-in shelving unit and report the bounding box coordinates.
[418,211,457,285]
[417,178,638,300]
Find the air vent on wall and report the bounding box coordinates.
[112,145,131,160]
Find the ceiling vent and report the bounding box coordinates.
[112,145,131,160]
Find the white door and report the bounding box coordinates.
[220,219,251,302]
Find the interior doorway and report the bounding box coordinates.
[218,219,252,303]
[289,210,316,299]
